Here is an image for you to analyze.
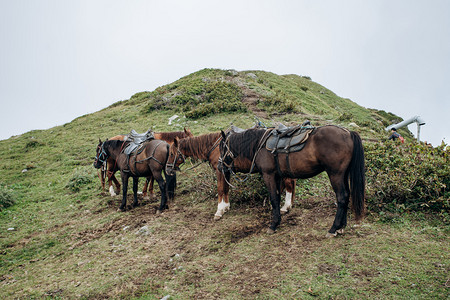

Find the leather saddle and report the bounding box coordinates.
[266,123,314,153]
[123,129,155,155]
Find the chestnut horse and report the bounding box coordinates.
[166,132,297,220]
[218,126,365,236]
[94,139,176,211]
[98,128,193,198]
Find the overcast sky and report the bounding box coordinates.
[1,1,449,145]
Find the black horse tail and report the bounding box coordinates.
[349,131,365,221]
[163,143,177,202]
[165,172,177,201]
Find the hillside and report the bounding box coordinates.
[0,69,448,299]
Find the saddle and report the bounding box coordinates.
[123,129,155,155]
[266,123,314,154]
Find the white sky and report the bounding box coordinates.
[1,1,449,145]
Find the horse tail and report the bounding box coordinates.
[349,131,365,221]
[163,143,177,201]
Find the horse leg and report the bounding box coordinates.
[142,177,149,200]
[119,172,129,211]
[281,178,295,214]
[98,169,106,191]
[327,173,350,237]
[132,177,139,208]
[262,173,282,234]
[155,173,168,212]
[108,171,120,196]
[214,171,230,220]
[143,176,155,200]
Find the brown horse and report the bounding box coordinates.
[98,128,193,198]
[219,126,365,236]
[94,139,176,211]
[166,132,297,220]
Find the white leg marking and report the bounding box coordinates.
[214,200,230,219]
[281,192,292,213]
[109,185,117,197]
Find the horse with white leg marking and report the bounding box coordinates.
[98,128,193,198]
[218,126,365,236]
[94,139,176,212]
[165,132,297,220]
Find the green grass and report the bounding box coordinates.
[0,68,448,299]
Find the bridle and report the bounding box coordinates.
[166,146,186,175]
[95,142,109,166]
[218,134,236,172]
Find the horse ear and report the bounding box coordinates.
[99,138,102,144]
[174,136,179,147]
[221,130,227,139]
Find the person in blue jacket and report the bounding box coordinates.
[388,128,404,142]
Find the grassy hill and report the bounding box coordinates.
[0,69,448,299]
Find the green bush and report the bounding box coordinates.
[0,184,15,211]
[365,141,449,213]
[66,167,95,192]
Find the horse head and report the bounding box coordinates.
[218,130,235,173]
[93,139,109,169]
[166,137,186,175]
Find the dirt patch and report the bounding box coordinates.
[240,86,268,119]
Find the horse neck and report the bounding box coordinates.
[179,132,221,161]
[154,132,186,143]
[104,140,125,160]
[230,129,265,161]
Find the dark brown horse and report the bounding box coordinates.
[94,139,176,211]
[98,128,193,199]
[166,132,297,219]
[219,126,365,236]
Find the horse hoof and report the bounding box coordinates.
[336,228,344,235]
[117,208,125,212]
[214,215,222,221]
[156,209,162,215]
[266,228,276,235]
[326,232,337,238]
[280,209,288,215]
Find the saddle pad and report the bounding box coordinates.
[266,127,314,153]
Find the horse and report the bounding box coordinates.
[165,132,297,220]
[98,128,193,199]
[218,125,365,236]
[94,138,176,212]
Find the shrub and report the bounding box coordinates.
[364,141,449,213]
[0,184,16,211]
[66,167,95,192]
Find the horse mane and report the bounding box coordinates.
[104,139,126,154]
[178,132,222,160]
[229,128,266,160]
[155,131,191,143]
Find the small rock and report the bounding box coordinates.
[246,73,257,79]
[168,115,179,125]
[21,169,28,173]
[7,227,15,231]
[123,226,130,231]
[136,225,150,236]
[161,295,171,300]
[348,122,360,128]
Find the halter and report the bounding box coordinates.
[95,142,109,166]
[166,146,186,174]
